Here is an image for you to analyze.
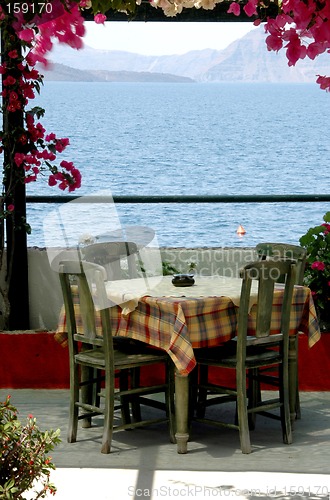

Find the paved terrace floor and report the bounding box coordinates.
[2,389,330,500]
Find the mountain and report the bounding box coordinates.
[45,27,330,83]
[202,28,330,83]
[39,63,195,82]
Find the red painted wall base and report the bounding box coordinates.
[0,331,329,390]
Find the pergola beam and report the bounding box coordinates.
[82,1,278,22]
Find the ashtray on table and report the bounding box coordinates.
[172,274,195,287]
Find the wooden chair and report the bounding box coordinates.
[255,243,306,285]
[58,259,175,453]
[80,241,139,280]
[256,242,307,419]
[194,259,296,454]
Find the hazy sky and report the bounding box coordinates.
[83,21,258,55]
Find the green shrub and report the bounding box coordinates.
[0,396,61,499]
[300,211,330,328]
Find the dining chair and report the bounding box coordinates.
[255,242,307,419]
[80,241,139,280]
[194,259,296,454]
[255,242,306,285]
[58,259,175,453]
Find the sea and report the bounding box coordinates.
[20,81,330,248]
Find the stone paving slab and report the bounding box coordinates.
[3,389,330,499]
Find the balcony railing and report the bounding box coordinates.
[27,194,330,204]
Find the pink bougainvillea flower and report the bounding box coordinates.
[54,138,70,152]
[266,34,283,52]
[243,0,258,17]
[7,101,22,112]
[227,2,240,16]
[307,42,326,60]
[284,30,307,66]
[18,28,35,43]
[311,261,326,271]
[14,153,26,167]
[321,223,330,234]
[9,91,19,103]
[18,134,28,145]
[316,75,330,91]
[3,75,16,86]
[35,123,46,139]
[94,13,107,24]
[20,81,36,100]
[25,174,38,183]
[23,68,40,81]
[36,150,56,161]
[48,175,57,187]
[8,50,18,59]
[45,133,56,142]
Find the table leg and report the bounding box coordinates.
[174,370,190,454]
[288,334,298,425]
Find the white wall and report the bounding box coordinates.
[27,246,256,331]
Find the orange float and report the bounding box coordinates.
[236,224,246,235]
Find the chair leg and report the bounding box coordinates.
[166,360,176,443]
[101,368,115,454]
[118,370,132,425]
[130,368,142,423]
[294,334,301,420]
[247,368,258,431]
[295,384,301,420]
[67,363,79,443]
[280,361,293,445]
[188,365,198,429]
[289,334,299,424]
[237,366,251,454]
[81,366,94,428]
[196,364,208,418]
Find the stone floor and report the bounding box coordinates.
[3,389,330,499]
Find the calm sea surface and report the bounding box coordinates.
[23,81,330,248]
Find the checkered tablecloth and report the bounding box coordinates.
[55,278,320,376]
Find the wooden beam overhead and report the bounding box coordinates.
[82,1,278,23]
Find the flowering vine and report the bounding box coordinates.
[228,0,330,92]
[0,2,82,207]
[300,212,330,330]
[0,0,86,329]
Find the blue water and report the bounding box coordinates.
[24,81,330,247]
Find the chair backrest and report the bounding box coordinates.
[80,241,139,280]
[255,243,306,285]
[58,260,114,361]
[238,259,296,345]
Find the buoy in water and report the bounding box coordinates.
[236,224,246,235]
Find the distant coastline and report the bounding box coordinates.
[45,27,330,84]
[39,63,195,83]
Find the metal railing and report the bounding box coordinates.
[26,194,330,204]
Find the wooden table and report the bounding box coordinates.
[56,275,320,453]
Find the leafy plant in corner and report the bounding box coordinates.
[299,211,330,331]
[0,395,61,500]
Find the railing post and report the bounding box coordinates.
[1,25,30,329]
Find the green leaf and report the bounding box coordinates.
[323,211,330,223]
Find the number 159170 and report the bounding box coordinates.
[7,3,53,14]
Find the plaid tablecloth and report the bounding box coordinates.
[55,277,320,376]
